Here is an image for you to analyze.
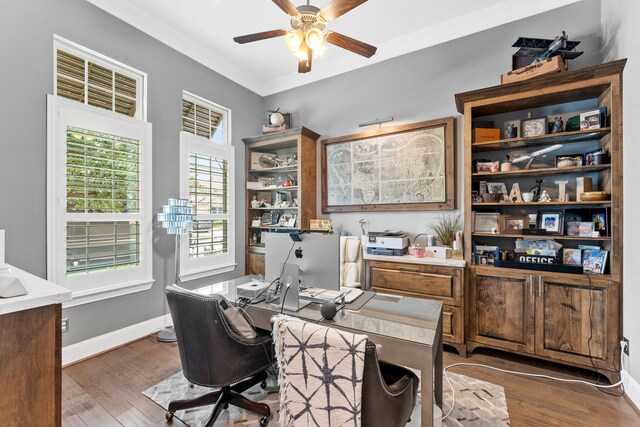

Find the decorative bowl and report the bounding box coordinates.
[580,191,610,201]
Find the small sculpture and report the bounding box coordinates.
[538,190,552,202]
[555,180,569,202]
[530,179,543,202]
[551,117,564,134]
[508,183,523,203]
[505,123,517,139]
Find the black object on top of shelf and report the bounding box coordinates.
[523,228,548,235]
[494,260,583,274]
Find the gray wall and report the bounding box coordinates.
[263,1,603,241]
[602,0,640,390]
[0,0,263,345]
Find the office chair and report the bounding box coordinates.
[273,316,418,426]
[165,285,273,426]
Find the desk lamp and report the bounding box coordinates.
[157,198,195,342]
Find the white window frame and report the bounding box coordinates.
[179,92,235,281]
[53,35,147,120]
[47,95,154,307]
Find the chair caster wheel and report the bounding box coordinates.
[260,380,267,389]
[165,411,174,421]
[260,416,270,426]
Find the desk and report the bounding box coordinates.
[195,276,443,427]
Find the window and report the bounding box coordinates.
[179,92,235,280]
[47,41,151,306]
[54,36,145,119]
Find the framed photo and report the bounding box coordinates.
[566,221,595,237]
[503,119,520,139]
[251,219,262,227]
[499,214,529,234]
[474,161,499,173]
[278,214,291,227]
[538,211,563,235]
[583,249,608,274]
[522,116,547,138]
[528,213,538,228]
[580,110,601,129]
[286,214,297,228]
[592,212,607,234]
[321,117,455,212]
[474,212,500,233]
[487,182,508,201]
[475,245,499,265]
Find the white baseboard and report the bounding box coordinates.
[622,368,640,410]
[62,313,172,366]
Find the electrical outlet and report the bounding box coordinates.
[623,337,630,356]
[61,318,69,333]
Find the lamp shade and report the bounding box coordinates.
[157,199,195,235]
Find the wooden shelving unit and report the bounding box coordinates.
[242,127,320,275]
[455,59,626,383]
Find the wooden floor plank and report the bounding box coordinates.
[63,335,640,427]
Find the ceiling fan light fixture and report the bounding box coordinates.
[313,44,327,58]
[294,40,310,60]
[285,30,303,52]
[305,27,324,50]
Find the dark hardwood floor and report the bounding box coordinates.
[62,336,640,426]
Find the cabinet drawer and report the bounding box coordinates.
[369,263,461,306]
[443,306,463,344]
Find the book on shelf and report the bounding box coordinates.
[582,249,608,275]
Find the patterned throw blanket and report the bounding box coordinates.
[272,315,369,427]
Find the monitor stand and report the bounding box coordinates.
[280,263,311,312]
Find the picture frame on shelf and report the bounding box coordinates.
[528,213,538,228]
[499,214,529,234]
[251,219,262,228]
[592,212,607,235]
[562,248,582,265]
[566,221,595,237]
[286,214,298,228]
[475,245,499,265]
[580,110,601,130]
[522,116,547,137]
[474,212,500,233]
[538,211,564,235]
[487,182,508,200]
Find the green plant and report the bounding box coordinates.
[429,214,462,246]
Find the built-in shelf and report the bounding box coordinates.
[472,232,611,241]
[471,128,610,152]
[472,164,611,180]
[247,185,298,191]
[472,201,611,207]
[248,166,298,174]
[249,226,299,230]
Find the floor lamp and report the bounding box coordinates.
[156,198,194,342]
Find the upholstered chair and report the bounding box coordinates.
[340,235,363,288]
[273,315,418,426]
[165,285,273,426]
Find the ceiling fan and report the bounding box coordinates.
[233,0,377,73]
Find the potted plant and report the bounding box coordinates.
[429,214,462,247]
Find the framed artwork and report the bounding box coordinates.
[503,119,520,139]
[522,116,547,138]
[499,214,529,234]
[474,212,500,233]
[538,211,564,235]
[321,117,455,212]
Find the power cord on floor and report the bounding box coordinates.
[441,340,626,421]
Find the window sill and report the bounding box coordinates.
[62,278,155,309]
[179,263,237,282]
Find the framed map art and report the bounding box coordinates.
[321,117,455,212]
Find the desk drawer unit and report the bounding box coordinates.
[364,260,466,355]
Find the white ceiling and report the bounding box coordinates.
[87,0,582,96]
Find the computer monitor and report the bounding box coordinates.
[265,232,340,291]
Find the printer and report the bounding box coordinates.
[362,231,409,256]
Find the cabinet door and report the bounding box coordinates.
[469,267,535,353]
[535,273,619,368]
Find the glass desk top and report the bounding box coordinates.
[193,276,442,347]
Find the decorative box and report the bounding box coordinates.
[473,128,501,143]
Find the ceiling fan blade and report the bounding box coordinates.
[325,32,377,58]
[272,0,299,16]
[320,0,367,22]
[233,29,288,44]
[298,42,312,73]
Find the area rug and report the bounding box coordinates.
[143,371,510,426]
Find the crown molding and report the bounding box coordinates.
[86,0,582,97]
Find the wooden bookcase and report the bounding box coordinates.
[455,60,626,382]
[242,127,320,275]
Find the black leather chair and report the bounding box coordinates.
[361,341,419,426]
[165,285,273,426]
